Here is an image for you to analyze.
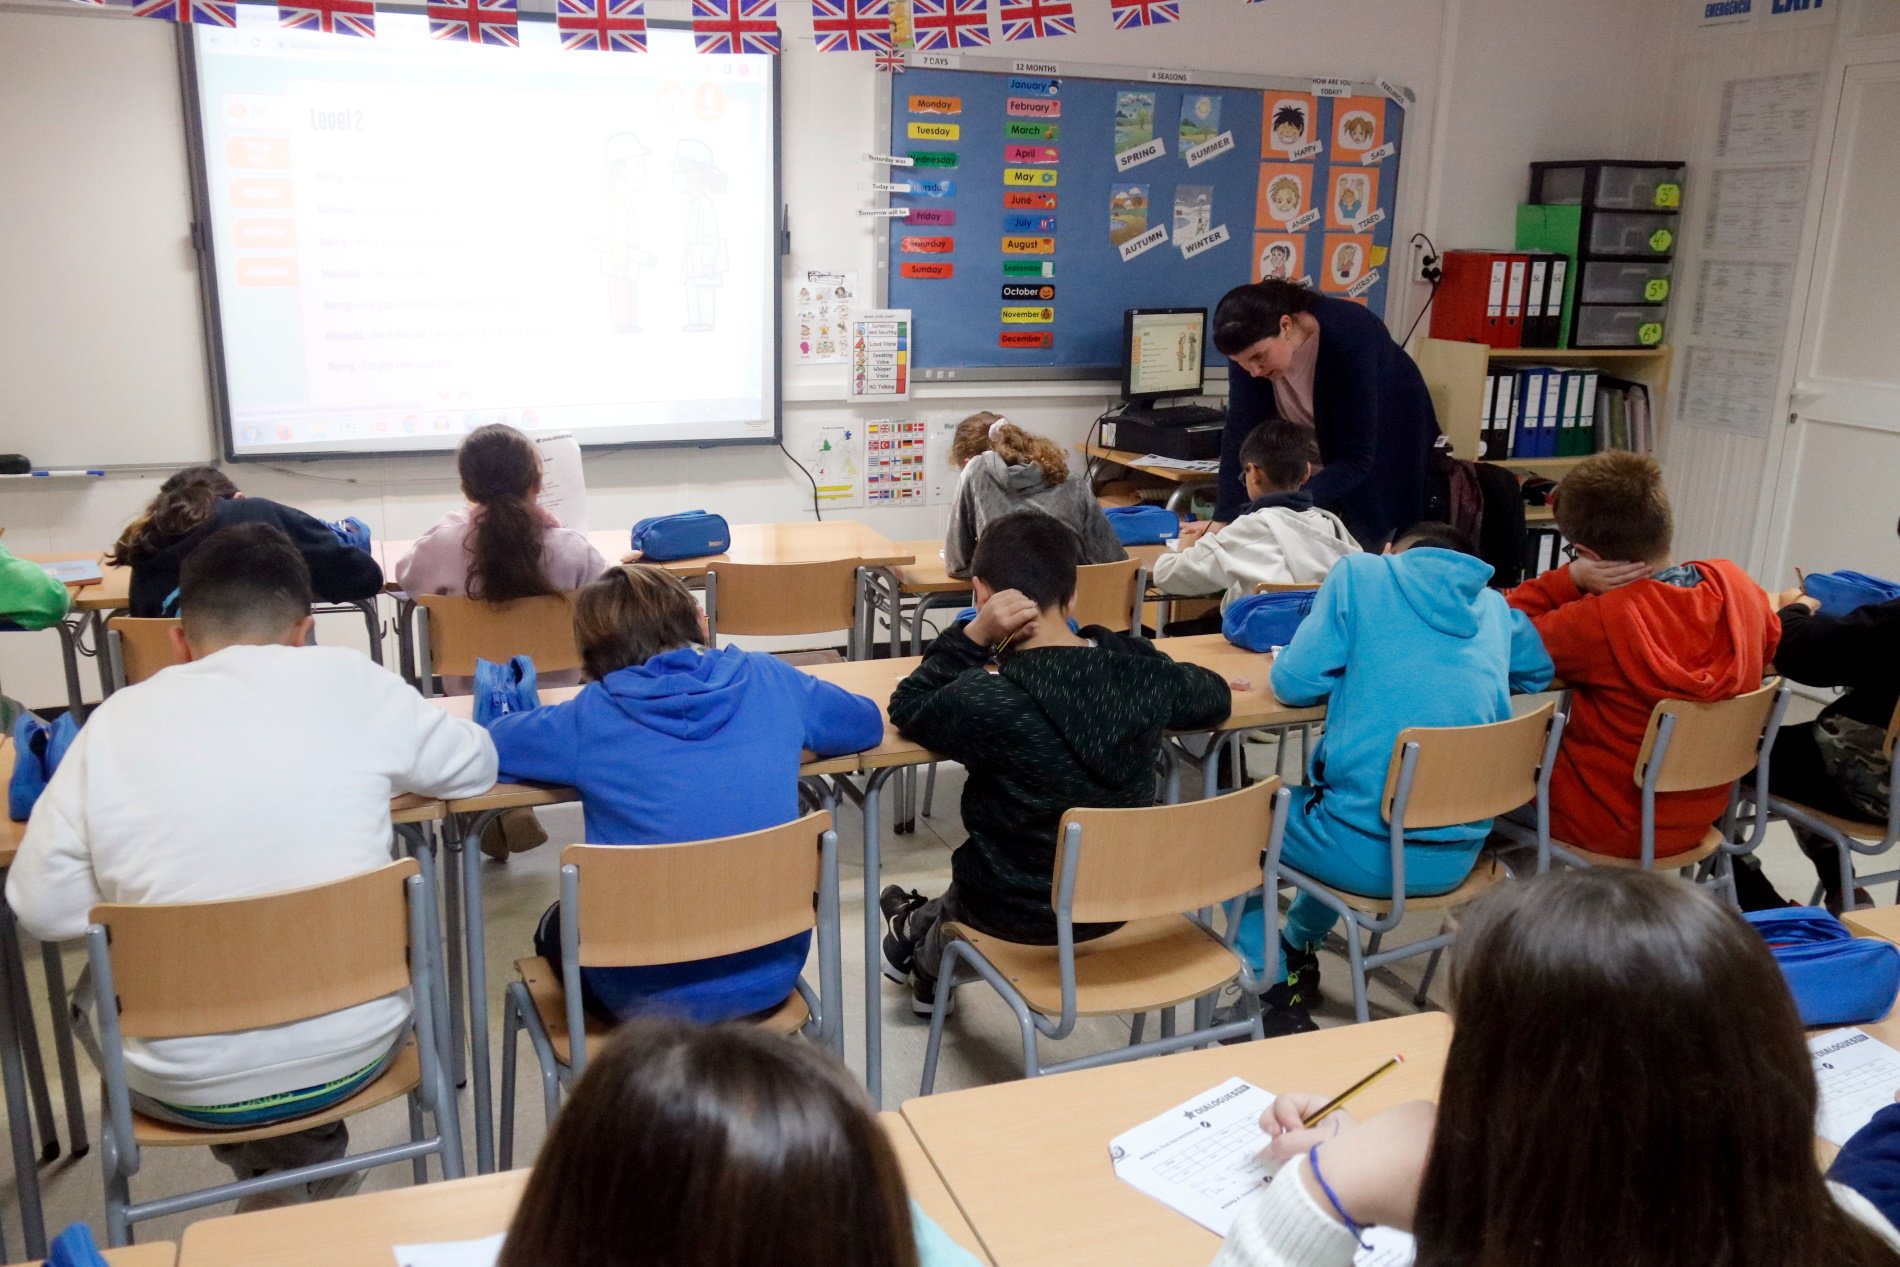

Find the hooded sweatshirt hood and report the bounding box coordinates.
[943,451,1129,577]
[1386,547,1497,639]
[993,454,1054,496]
[1598,561,1768,700]
[598,645,747,740]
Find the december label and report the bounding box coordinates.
[999,330,1053,348]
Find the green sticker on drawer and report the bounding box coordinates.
[1643,278,1671,302]
[1638,321,1664,346]
[1648,227,1674,253]
[1654,183,1681,208]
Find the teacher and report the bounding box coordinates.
[1197,279,1440,550]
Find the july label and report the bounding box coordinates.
[858,207,912,218]
[1001,305,1056,323]
[907,207,955,226]
[1353,208,1386,233]
[899,236,954,253]
[1004,191,1057,209]
[910,151,959,168]
[871,181,912,193]
[1002,236,1056,254]
[1289,207,1322,232]
[1310,76,1353,97]
[1007,97,1061,118]
[1289,140,1322,162]
[1001,283,1056,300]
[914,179,957,197]
[1005,120,1059,140]
[999,330,1053,348]
[1002,213,1056,233]
[901,261,954,279]
[1347,267,1381,298]
[1361,142,1397,164]
[1004,144,1059,164]
[1184,131,1235,168]
[1009,73,1059,92]
[1002,259,1056,278]
[908,122,960,141]
[1118,224,1167,261]
[908,95,961,114]
[1179,224,1230,259]
[863,152,916,167]
[1003,167,1059,187]
[1149,68,1190,83]
[1116,136,1166,171]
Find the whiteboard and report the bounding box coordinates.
[0,7,215,468]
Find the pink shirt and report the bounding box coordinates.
[1271,326,1320,427]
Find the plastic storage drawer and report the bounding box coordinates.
[1585,211,1677,258]
[1571,304,1666,349]
[1532,161,1686,210]
[1578,260,1673,305]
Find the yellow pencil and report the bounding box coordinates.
[1300,1054,1405,1128]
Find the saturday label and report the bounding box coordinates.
[899,236,954,253]
[901,261,954,279]
[1002,259,1056,278]
[906,207,955,225]
[908,95,961,114]
[1361,142,1397,164]
[1001,305,1056,323]
[1002,213,1056,233]
[1002,236,1056,254]
[1310,76,1354,97]
[1184,131,1235,167]
[1289,207,1322,232]
[1006,97,1061,118]
[908,121,960,141]
[1001,282,1056,301]
[1179,224,1231,259]
[1004,144,1059,163]
[1004,191,1057,209]
[999,330,1053,348]
[1118,224,1168,261]
[1347,267,1381,298]
[1005,120,1059,140]
[1115,136,1166,171]
[1003,167,1059,187]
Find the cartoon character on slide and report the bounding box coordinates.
[673,139,730,334]
[599,133,656,334]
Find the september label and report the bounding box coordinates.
[1184,131,1235,168]
[1002,259,1056,278]
[1118,224,1167,261]
[1116,136,1166,171]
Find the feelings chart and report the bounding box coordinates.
[879,57,1408,374]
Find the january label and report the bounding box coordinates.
[1009,74,1059,94]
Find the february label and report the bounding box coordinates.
[908,121,960,141]
[1003,167,1059,187]
[1118,224,1168,261]
[1184,131,1235,167]
[1179,224,1230,259]
[1007,97,1061,118]
[1115,136,1166,171]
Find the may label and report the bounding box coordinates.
[906,207,955,226]
[1001,305,1056,323]
[1007,97,1061,118]
[1115,136,1166,171]
[1005,120,1059,140]
[914,179,957,197]
[908,95,961,114]
[1353,208,1387,233]
[901,261,955,279]
[1004,191,1057,209]
[1010,69,1058,86]
[1002,259,1056,278]
[1310,76,1354,97]
[1004,144,1059,163]
[1118,224,1168,261]
[1289,207,1322,232]
[999,330,1053,348]
[1347,267,1381,298]
[1002,235,1056,254]
[1289,140,1323,162]
[899,236,955,253]
[863,152,916,167]
[1148,68,1190,83]
[1004,167,1059,187]
[910,151,960,168]
[908,121,960,141]
[1002,213,1056,233]
[1179,224,1231,259]
[1361,141,1397,164]
[1001,282,1056,301]
[1184,131,1235,167]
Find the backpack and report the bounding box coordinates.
[325,517,373,552]
[9,711,79,821]
[1745,906,1900,1027]
[629,511,731,563]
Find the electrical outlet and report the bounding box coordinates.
[1410,239,1440,284]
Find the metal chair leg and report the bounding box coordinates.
[499,988,522,1171]
[1347,921,1372,1025]
[1128,1012,1146,1046]
[1158,1007,1176,1039]
[408,1098,428,1185]
[6,936,58,1162]
[40,944,88,1158]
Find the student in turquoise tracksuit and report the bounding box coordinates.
[1238,522,1552,1035]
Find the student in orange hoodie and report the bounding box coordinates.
[1507,452,1779,859]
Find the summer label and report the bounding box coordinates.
[1001,305,1056,323]
[901,261,954,279]
[1007,98,1061,118]
[1002,236,1057,254]
[1118,224,1168,261]
[1004,168,1059,187]
[1116,137,1166,171]
[1005,144,1059,164]
[1184,131,1235,168]
[909,95,961,114]
[999,331,1053,348]
[908,122,960,141]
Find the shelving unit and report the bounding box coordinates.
[1412,337,1673,475]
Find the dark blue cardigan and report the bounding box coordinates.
[1216,296,1440,546]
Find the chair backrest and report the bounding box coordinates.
[1253,581,1322,594]
[416,592,582,678]
[1381,702,1558,831]
[1071,558,1143,633]
[566,812,829,967]
[707,560,859,637]
[106,617,182,688]
[1059,778,1279,924]
[91,860,418,1041]
[1635,678,1783,794]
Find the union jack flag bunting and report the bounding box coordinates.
[428,0,518,44]
[912,0,987,49]
[875,47,907,71]
[1109,0,1176,28]
[693,0,780,53]
[998,0,1071,39]
[131,0,236,25]
[558,0,646,50]
[811,0,891,52]
[279,0,375,38]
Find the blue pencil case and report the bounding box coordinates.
[1745,906,1900,1027]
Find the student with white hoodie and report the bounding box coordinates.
[1150,418,1359,632]
[6,524,498,1207]
[943,412,1126,580]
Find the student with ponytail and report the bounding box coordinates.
[110,466,384,618]
[944,411,1125,579]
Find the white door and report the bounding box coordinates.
[1762,57,1900,582]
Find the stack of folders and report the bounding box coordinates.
[1477,370,1653,461]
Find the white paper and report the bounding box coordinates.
[792,270,858,366]
[1811,1028,1900,1145]
[1677,345,1781,438]
[532,431,588,534]
[1705,165,1809,254]
[1718,72,1823,161]
[392,1231,503,1267]
[925,413,962,506]
[865,418,928,504]
[848,308,911,402]
[1110,1078,1417,1266]
[39,560,102,584]
[1692,260,1795,343]
[1132,454,1220,472]
[805,423,865,508]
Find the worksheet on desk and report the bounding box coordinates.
[1811,1028,1900,1145]
[392,1232,503,1267]
[1109,1077,1416,1264]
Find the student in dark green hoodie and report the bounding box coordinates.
[879,511,1233,1014]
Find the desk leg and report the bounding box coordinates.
[38,943,86,1158]
[395,598,418,689]
[441,839,468,1091]
[851,768,896,1106]
[0,905,47,1260]
[356,598,385,668]
[55,621,86,717]
[5,930,57,1161]
[458,813,497,1175]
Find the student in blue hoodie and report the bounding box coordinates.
[485,564,885,1024]
[1239,522,1553,1035]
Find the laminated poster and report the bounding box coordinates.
[805,424,865,508]
[1263,92,1316,156]
[1113,90,1156,155]
[1253,234,1302,283]
[1110,183,1151,246]
[792,269,858,366]
[1173,185,1213,240]
[1178,92,1222,155]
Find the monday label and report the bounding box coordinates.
[909,95,961,114]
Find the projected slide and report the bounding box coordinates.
[192,13,778,457]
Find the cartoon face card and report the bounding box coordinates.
[1333,97,1385,158]
[1327,167,1378,230]
[1262,92,1316,156]
[1253,234,1302,283]
[1321,234,1373,292]
[1256,163,1312,227]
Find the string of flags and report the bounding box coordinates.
[98,0,1228,52]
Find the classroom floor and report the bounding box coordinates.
[0,701,1852,1252]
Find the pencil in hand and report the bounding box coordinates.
[1301,1054,1405,1129]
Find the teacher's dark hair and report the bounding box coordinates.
[498,1020,922,1267]
[1413,870,1900,1267]
[1212,280,1320,357]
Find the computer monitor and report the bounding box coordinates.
[1121,308,1208,408]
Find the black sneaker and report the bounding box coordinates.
[879,886,928,985]
[1259,989,1319,1038]
[908,968,955,1017]
[1280,938,1322,1006]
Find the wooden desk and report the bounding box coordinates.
[1083,444,1217,485]
[605,520,914,576]
[1844,907,1900,1058]
[882,1111,992,1264]
[903,1013,1451,1267]
[6,1244,175,1267]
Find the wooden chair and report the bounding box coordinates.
[104,617,181,691]
[919,779,1288,1091]
[1070,558,1146,633]
[1765,696,1900,911]
[1266,702,1565,1023]
[84,860,461,1246]
[1528,681,1790,905]
[704,559,865,661]
[498,812,843,1167]
[413,592,581,696]
[1252,581,1323,594]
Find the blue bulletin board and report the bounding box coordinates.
[876,56,1409,378]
